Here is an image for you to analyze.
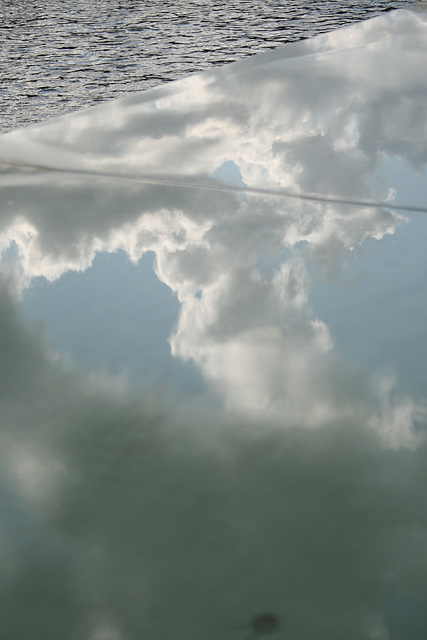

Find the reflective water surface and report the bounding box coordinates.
[0,0,412,132]
[0,7,427,640]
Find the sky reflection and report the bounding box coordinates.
[1,7,427,640]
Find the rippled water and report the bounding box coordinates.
[0,0,411,132]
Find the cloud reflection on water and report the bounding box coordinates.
[1,7,427,640]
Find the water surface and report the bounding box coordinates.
[0,0,411,132]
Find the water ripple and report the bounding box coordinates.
[0,0,411,132]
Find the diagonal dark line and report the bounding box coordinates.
[1,161,427,214]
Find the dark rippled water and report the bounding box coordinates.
[0,0,411,132]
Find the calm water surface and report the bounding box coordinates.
[0,0,412,132]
